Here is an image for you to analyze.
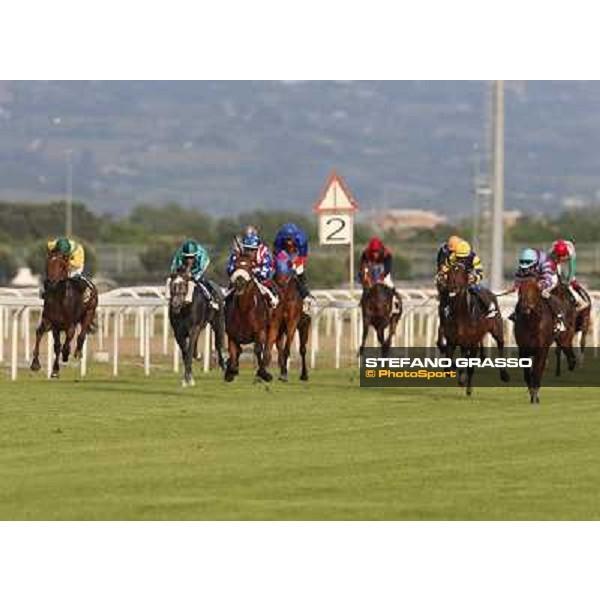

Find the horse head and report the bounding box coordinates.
[446,262,469,297]
[518,277,542,316]
[46,252,70,290]
[169,269,191,314]
[230,251,255,295]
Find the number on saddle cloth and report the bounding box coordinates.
[369,264,385,284]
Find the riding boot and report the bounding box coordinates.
[198,277,220,310]
[569,284,589,312]
[296,272,315,313]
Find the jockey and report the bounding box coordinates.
[435,235,463,272]
[508,247,566,332]
[549,239,589,311]
[358,237,402,314]
[273,223,314,313]
[227,227,279,308]
[44,237,94,298]
[438,240,492,314]
[170,239,219,309]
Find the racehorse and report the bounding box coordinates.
[358,264,402,357]
[263,257,310,382]
[224,250,272,382]
[30,251,97,378]
[515,277,576,403]
[440,263,509,395]
[550,282,579,377]
[168,268,225,387]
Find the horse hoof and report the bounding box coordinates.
[74,350,81,360]
[258,370,273,382]
[300,373,309,382]
[30,360,41,372]
[51,372,60,379]
[224,371,235,382]
[189,378,196,387]
[181,380,188,388]
[466,388,473,396]
[278,374,289,382]
[500,370,511,383]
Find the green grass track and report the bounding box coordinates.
[1,367,599,519]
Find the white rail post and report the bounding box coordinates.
[97,309,104,351]
[11,309,20,381]
[310,314,319,369]
[173,334,180,373]
[162,305,169,355]
[144,310,151,376]
[334,308,342,369]
[23,308,30,362]
[139,308,145,357]
[80,338,88,378]
[113,310,120,377]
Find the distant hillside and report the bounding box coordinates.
[1,81,599,217]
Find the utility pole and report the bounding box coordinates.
[490,81,505,291]
[65,149,73,238]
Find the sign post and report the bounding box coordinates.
[313,171,360,290]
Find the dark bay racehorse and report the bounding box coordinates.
[30,252,97,378]
[224,251,272,382]
[264,260,310,382]
[441,263,509,395]
[169,268,225,387]
[550,282,579,377]
[515,278,576,403]
[359,264,402,357]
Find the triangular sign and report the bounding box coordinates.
[313,171,359,213]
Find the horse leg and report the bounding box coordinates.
[386,313,400,352]
[74,306,95,359]
[30,318,50,371]
[211,312,226,371]
[376,325,388,357]
[555,346,562,377]
[51,326,62,378]
[62,324,76,363]
[174,328,190,386]
[184,326,201,386]
[298,316,310,381]
[490,318,510,382]
[263,317,280,378]
[277,329,288,382]
[519,347,533,397]
[224,338,240,382]
[531,346,550,404]
[255,333,273,383]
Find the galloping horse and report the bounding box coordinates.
[30,252,97,378]
[440,263,509,394]
[515,277,576,403]
[549,282,579,376]
[168,268,225,387]
[263,257,310,382]
[359,264,402,357]
[224,250,272,382]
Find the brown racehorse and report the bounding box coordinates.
[224,251,272,382]
[441,263,509,395]
[515,278,576,403]
[550,282,579,376]
[263,267,310,382]
[359,265,402,358]
[30,252,97,378]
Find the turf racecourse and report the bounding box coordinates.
[1,366,599,520]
